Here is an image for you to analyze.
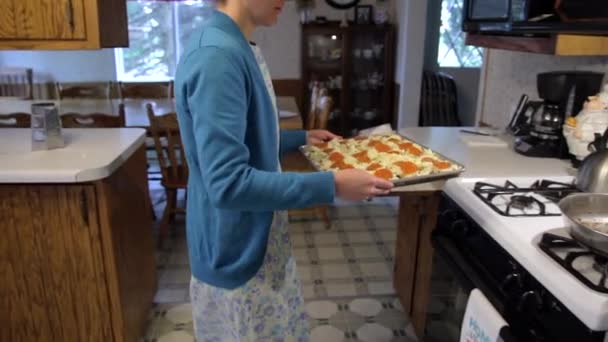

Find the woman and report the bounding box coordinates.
[174,0,394,340]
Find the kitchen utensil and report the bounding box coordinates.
[576,127,608,193]
[363,49,373,59]
[353,49,361,58]
[372,44,384,58]
[31,102,64,151]
[460,129,492,137]
[559,193,608,256]
[507,94,529,134]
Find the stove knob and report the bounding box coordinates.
[450,219,470,236]
[517,290,543,316]
[500,273,523,295]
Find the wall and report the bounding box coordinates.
[394,0,428,128]
[479,49,608,128]
[440,67,481,126]
[0,49,117,83]
[0,1,392,82]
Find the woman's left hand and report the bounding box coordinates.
[307,129,341,145]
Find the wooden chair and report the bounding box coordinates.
[61,109,125,128]
[0,68,33,99]
[283,85,334,228]
[0,113,31,128]
[118,81,173,100]
[55,81,113,100]
[146,104,188,245]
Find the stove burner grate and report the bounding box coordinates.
[539,233,608,294]
[473,179,578,217]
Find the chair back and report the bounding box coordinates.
[419,70,461,126]
[61,107,125,128]
[0,68,33,99]
[55,82,113,100]
[306,86,333,130]
[146,104,188,187]
[0,113,31,128]
[119,81,173,100]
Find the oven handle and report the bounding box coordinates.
[432,232,506,313]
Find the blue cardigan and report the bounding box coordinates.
[174,10,336,289]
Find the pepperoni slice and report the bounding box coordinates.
[374,168,394,180]
[373,142,392,153]
[366,163,382,171]
[433,160,452,170]
[407,146,423,156]
[398,142,413,150]
[395,161,418,175]
[329,152,344,162]
[353,150,371,163]
[422,157,434,163]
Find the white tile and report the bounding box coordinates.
[292,248,309,262]
[317,247,345,260]
[340,219,369,230]
[314,233,340,245]
[374,217,396,228]
[165,303,193,324]
[352,246,382,259]
[392,298,404,312]
[320,264,352,279]
[302,285,315,299]
[306,300,339,319]
[360,262,391,278]
[368,282,395,295]
[325,283,357,297]
[158,331,194,342]
[291,233,307,247]
[356,323,393,342]
[347,231,373,243]
[379,230,397,242]
[153,288,188,303]
[310,325,345,342]
[349,298,383,317]
[297,265,312,281]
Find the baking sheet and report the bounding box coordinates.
[299,133,466,187]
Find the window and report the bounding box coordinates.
[437,0,483,68]
[115,0,212,81]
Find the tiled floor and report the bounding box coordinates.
[142,181,418,342]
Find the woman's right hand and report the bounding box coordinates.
[334,169,394,201]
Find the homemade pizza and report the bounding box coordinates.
[301,134,461,181]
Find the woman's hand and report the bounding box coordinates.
[307,129,341,145]
[334,169,394,201]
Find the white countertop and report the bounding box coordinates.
[392,127,574,192]
[0,128,147,183]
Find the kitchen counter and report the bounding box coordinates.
[0,128,146,183]
[392,127,573,192]
[1,129,156,342]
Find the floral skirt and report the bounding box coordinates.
[190,211,310,342]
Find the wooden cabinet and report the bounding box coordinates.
[301,22,395,137]
[0,146,156,342]
[0,0,127,50]
[466,33,608,56]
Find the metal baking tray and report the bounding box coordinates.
[299,133,466,187]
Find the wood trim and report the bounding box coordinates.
[410,192,441,337]
[97,0,128,47]
[466,34,556,54]
[555,34,608,56]
[94,145,156,342]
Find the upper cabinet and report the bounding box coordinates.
[466,33,608,56]
[461,0,608,56]
[0,0,128,50]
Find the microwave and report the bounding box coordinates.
[463,0,608,35]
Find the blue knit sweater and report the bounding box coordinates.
[174,10,336,289]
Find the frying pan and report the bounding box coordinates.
[558,193,608,256]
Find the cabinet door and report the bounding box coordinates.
[0,0,85,40]
[0,185,113,342]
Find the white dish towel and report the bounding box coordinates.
[460,289,509,342]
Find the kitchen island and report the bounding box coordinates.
[392,127,573,336]
[0,128,157,342]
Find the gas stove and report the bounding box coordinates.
[443,176,608,335]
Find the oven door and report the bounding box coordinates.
[425,233,515,342]
[424,198,517,342]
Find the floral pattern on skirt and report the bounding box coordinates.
[190,211,310,342]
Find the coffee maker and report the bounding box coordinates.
[510,71,604,159]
